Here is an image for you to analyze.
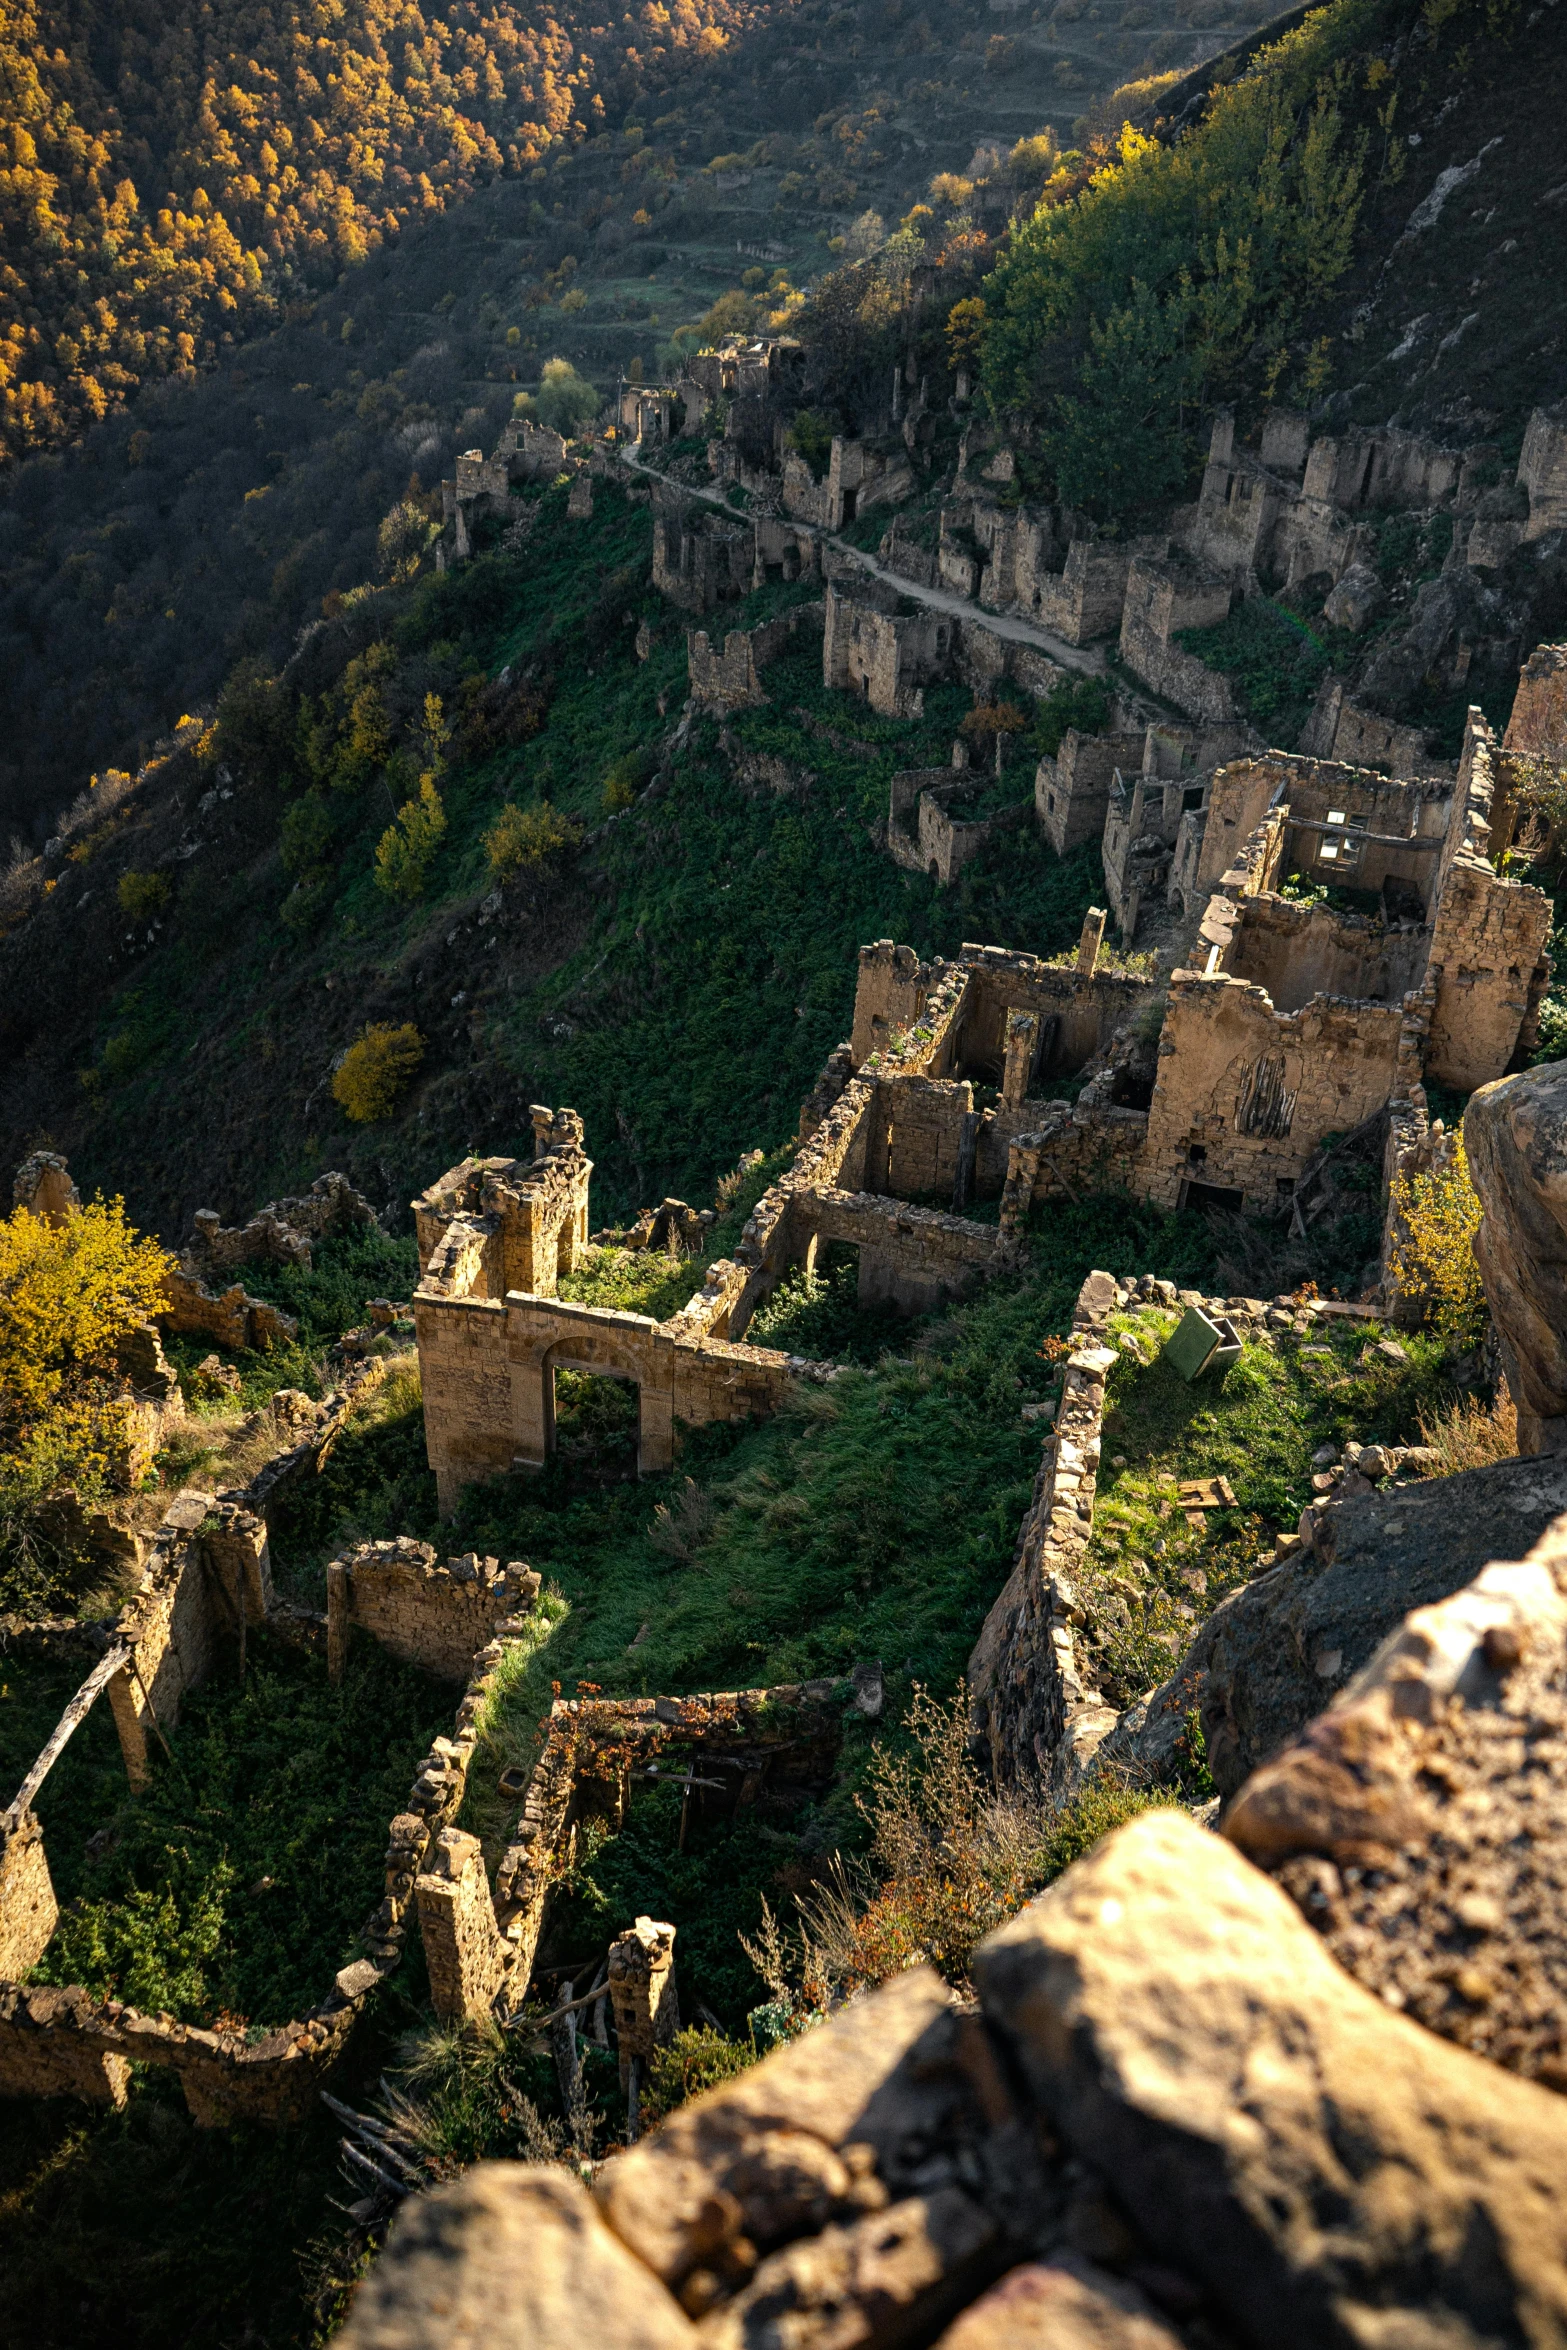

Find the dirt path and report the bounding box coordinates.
[612,443,1105,677]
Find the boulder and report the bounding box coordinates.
[1101,1453,1567,1796]
[595,1968,1049,2302]
[1321,561,1382,631]
[1466,1064,1567,1452]
[973,1808,1567,2350]
[336,2163,698,2349]
[1226,1515,1567,2086]
[931,2257,1185,2349]
[696,2188,999,2347]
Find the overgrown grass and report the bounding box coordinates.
[1082,1310,1459,1706]
[557,1243,706,1322]
[233,1226,421,1351]
[31,1629,452,2026]
[1176,597,1357,749]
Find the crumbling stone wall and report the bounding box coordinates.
[106,1494,232,1792]
[850,939,936,1062]
[969,1272,1117,1793]
[781,435,913,532]
[885,768,1029,886]
[823,578,953,718]
[494,1684,843,1993]
[1300,676,1434,777]
[686,600,823,708]
[183,1169,376,1275]
[11,1151,80,1225]
[652,492,751,613]
[1118,554,1236,718]
[1142,966,1403,1212]
[327,1539,540,1683]
[0,1551,537,2120]
[0,1815,56,1980]
[413,1109,590,1302]
[1034,729,1147,856]
[1503,640,1567,765]
[1418,712,1552,1086]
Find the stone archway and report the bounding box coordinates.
[542,1338,673,1475]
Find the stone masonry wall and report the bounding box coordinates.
[0,1815,57,1981]
[1118,556,1236,720]
[0,1589,536,2123]
[327,1538,541,1683]
[686,601,823,708]
[1142,970,1403,1211]
[494,1685,843,1995]
[969,1272,1117,1794]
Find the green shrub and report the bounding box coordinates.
[981,10,1375,513]
[373,775,447,899]
[117,869,170,921]
[641,2025,757,2124]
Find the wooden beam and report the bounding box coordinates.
[4,1643,128,1822]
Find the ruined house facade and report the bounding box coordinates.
[413,684,1550,1511]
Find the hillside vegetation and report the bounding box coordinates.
[0,0,770,463]
[0,0,1250,835]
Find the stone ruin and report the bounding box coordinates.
[412,701,1552,1511]
[0,1352,528,2125]
[334,1509,1567,2350]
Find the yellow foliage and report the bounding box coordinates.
[484,799,582,878]
[1387,1134,1486,1344]
[0,1198,173,1422]
[332,1023,425,1123]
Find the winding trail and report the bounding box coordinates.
[611,442,1105,677]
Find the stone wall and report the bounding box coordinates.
[493,1684,843,1994]
[886,768,1029,885]
[969,1271,1117,1792]
[0,1815,56,1980]
[105,1494,232,1792]
[1141,967,1403,1212]
[1503,640,1567,763]
[1118,555,1236,718]
[1034,729,1146,856]
[850,939,937,1062]
[1300,676,1433,777]
[183,1169,376,1276]
[413,1110,591,1301]
[327,1538,541,1683]
[686,600,823,708]
[0,1562,536,2121]
[823,579,953,718]
[652,494,751,613]
[1424,713,1552,1087]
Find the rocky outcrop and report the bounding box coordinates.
[1108,1452,1567,1796]
[975,1806,1567,2350]
[1226,1514,1567,2087]
[1466,1063,1567,1453]
[339,2164,701,2349]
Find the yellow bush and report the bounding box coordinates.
[484,800,582,878]
[0,1199,173,1422]
[332,1024,425,1123]
[1387,1134,1486,1345]
[117,869,171,921]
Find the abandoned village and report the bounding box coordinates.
[8,0,1567,2339]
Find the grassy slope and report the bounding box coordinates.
[2,474,1107,1239]
[1084,1310,1454,1706]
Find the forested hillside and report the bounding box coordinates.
[0,0,768,461]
